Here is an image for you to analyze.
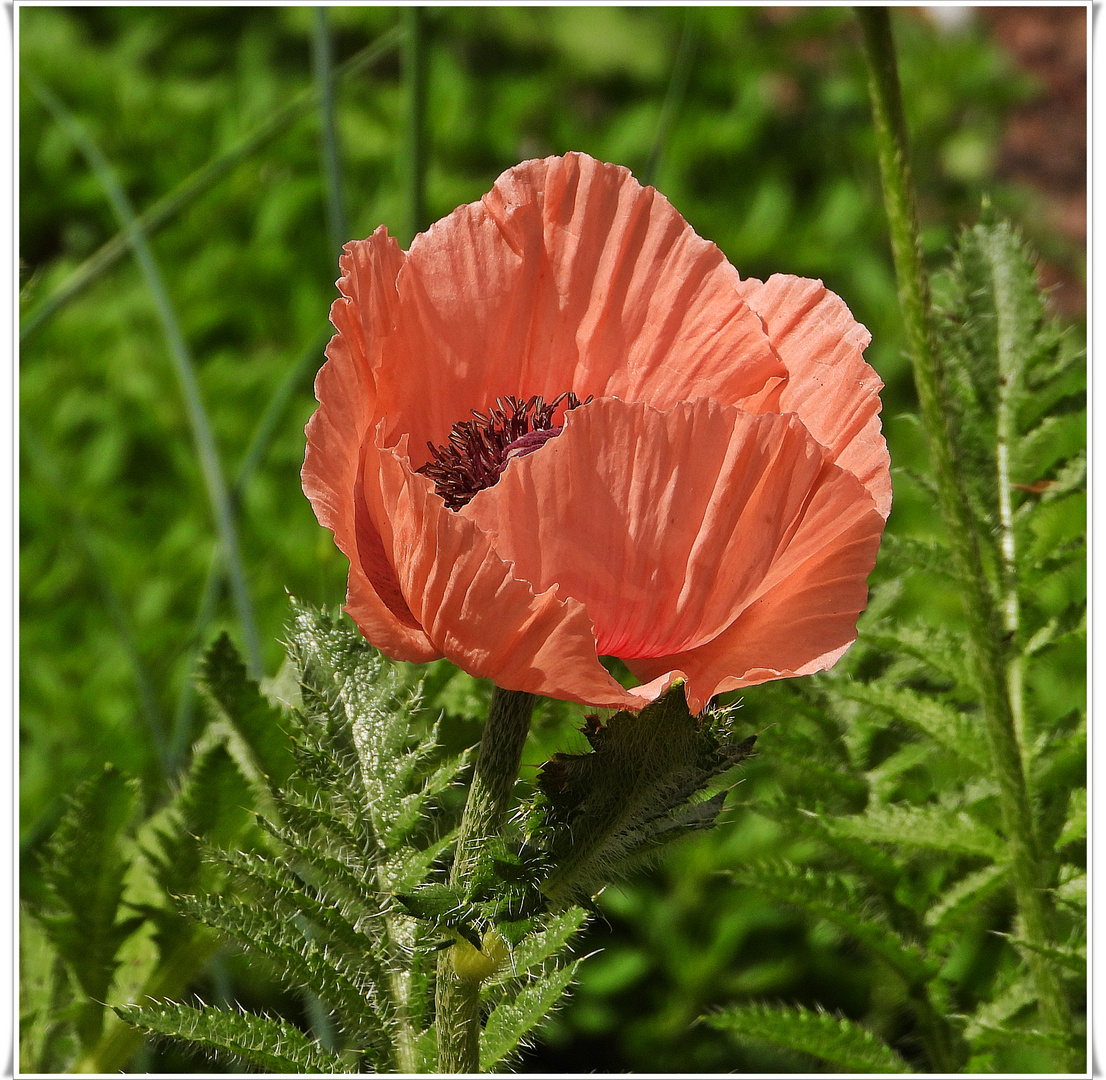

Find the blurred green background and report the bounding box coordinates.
[19,5,1085,1072]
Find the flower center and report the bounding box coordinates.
[417,392,587,509]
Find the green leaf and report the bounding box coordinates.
[735,864,935,985]
[199,632,296,786]
[1056,787,1086,848]
[871,533,955,583]
[1003,935,1085,978]
[115,1000,351,1073]
[823,803,1006,861]
[19,908,79,1073]
[706,1002,912,1073]
[489,906,589,984]
[934,217,1059,535]
[830,681,988,768]
[395,886,483,949]
[37,764,142,1044]
[142,739,258,957]
[481,959,581,1071]
[179,892,390,1048]
[924,863,1009,932]
[855,623,977,693]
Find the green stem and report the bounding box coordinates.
[402,6,428,244]
[436,687,536,1073]
[856,8,1074,1069]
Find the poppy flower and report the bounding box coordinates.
[303,152,890,714]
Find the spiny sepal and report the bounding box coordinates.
[528,683,757,904]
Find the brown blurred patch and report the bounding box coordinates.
[978,6,1087,318]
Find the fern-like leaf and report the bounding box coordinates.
[828,681,988,768]
[37,764,143,1045]
[824,803,1005,861]
[735,864,935,985]
[706,1002,912,1073]
[115,1000,351,1073]
[481,959,582,1071]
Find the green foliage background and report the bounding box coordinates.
[20,6,1085,1073]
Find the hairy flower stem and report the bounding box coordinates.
[436,687,536,1072]
[856,8,1075,1069]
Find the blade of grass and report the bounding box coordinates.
[21,426,171,780]
[401,6,428,244]
[169,328,330,768]
[644,10,699,187]
[312,8,347,257]
[28,73,264,681]
[855,9,1075,1069]
[20,24,402,344]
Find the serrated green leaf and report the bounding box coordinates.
[142,740,258,958]
[19,908,78,1073]
[481,959,581,1071]
[856,623,977,693]
[382,829,456,894]
[489,907,589,984]
[210,846,376,965]
[115,1000,351,1073]
[1003,934,1085,977]
[37,763,142,1042]
[180,892,389,1047]
[1015,411,1086,487]
[871,533,955,583]
[1022,492,1085,569]
[1056,788,1086,848]
[735,864,935,985]
[824,803,1006,861]
[199,633,295,786]
[395,888,483,949]
[925,863,1008,931]
[706,1002,912,1073]
[934,218,1058,536]
[830,681,989,768]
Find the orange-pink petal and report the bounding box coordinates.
[302,227,439,662]
[359,430,638,708]
[623,464,886,712]
[738,274,892,518]
[460,397,880,681]
[361,153,787,460]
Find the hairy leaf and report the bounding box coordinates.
[830,681,988,768]
[115,1000,351,1073]
[199,633,296,786]
[481,959,581,1071]
[706,1002,911,1073]
[736,864,935,985]
[37,764,143,1044]
[824,803,1005,861]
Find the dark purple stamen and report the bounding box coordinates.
[417,392,589,509]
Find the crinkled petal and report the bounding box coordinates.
[364,152,786,460]
[461,397,878,674]
[302,226,438,661]
[623,468,886,713]
[359,430,638,708]
[739,274,892,518]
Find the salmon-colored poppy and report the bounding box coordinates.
[303,152,890,713]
